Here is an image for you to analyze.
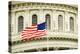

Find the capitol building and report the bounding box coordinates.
[9,1,78,53]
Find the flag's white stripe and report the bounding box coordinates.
[21,30,46,38]
[21,30,37,34]
[22,30,37,33]
[21,30,46,35]
[20,25,46,40]
[21,33,46,40]
[23,29,37,31]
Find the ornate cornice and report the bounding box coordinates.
[9,37,78,46]
[10,2,78,14]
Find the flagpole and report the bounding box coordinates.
[47,30,49,51]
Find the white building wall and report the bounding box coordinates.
[11,9,77,41]
[68,13,76,32]
[11,12,16,35]
[52,10,57,31]
[43,9,53,31]
[30,10,39,25]
[56,11,65,31]
[24,9,30,27]
[15,11,25,33]
[38,9,44,24]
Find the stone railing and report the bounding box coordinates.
[11,31,77,42]
[11,37,78,53]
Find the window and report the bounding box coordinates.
[70,17,74,31]
[18,16,24,32]
[32,14,37,25]
[58,15,63,31]
[45,14,51,30]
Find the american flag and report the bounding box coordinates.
[20,22,46,40]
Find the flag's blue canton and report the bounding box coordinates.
[37,22,46,30]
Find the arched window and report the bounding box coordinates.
[70,17,74,31]
[45,14,51,30]
[58,15,63,31]
[18,16,24,32]
[32,14,37,25]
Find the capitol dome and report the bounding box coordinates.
[8,1,78,53]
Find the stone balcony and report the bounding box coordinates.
[9,30,78,53]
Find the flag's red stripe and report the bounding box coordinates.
[21,32,46,39]
[20,25,46,40]
[22,32,45,36]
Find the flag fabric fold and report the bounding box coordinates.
[20,22,46,40]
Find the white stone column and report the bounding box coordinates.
[64,12,70,32]
[74,14,78,33]
[53,10,58,31]
[38,9,45,24]
[76,14,78,33]
[50,10,53,31]
[24,9,30,28]
[51,10,56,31]
[11,11,16,35]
